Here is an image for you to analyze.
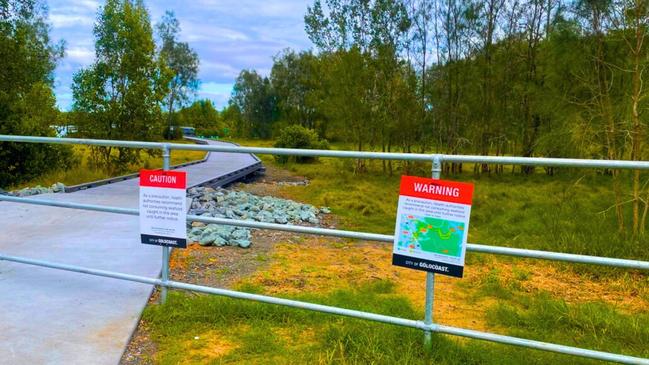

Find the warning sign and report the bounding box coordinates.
[392,176,474,277]
[139,169,187,248]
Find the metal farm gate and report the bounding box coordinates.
[1,135,648,364]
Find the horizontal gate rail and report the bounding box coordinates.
[4,134,649,169]
[0,252,646,365]
[2,195,648,271]
[1,134,648,364]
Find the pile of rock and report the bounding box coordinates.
[7,183,66,197]
[187,186,330,248]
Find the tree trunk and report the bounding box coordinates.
[631,14,644,235]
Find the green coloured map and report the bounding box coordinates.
[397,214,464,257]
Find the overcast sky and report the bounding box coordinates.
[48,0,313,110]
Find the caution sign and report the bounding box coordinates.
[392,176,474,277]
[139,169,187,248]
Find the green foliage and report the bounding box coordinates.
[230,70,278,139]
[156,10,199,131]
[225,0,649,231]
[273,125,329,163]
[175,99,221,131]
[162,125,182,140]
[71,0,170,172]
[271,49,323,132]
[0,0,76,188]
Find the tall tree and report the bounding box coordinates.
[156,10,199,137]
[612,0,649,234]
[230,70,277,139]
[573,0,627,231]
[271,49,321,130]
[305,0,412,161]
[176,99,221,131]
[0,0,74,187]
[72,0,169,171]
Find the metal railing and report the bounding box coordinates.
[0,134,648,364]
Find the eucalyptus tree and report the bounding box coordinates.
[610,0,649,234]
[176,99,221,130]
[230,70,277,139]
[270,50,322,130]
[305,0,412,162]
[157,10,199,137]
[72,0,170,171]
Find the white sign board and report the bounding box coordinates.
[392,175,474,278]
[139,169,187,248]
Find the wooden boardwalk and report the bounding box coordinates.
[0,140,262,365]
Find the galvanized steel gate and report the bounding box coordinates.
[1,135,648,364]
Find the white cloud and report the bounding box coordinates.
[50,14,94,28]
[66,46,95,65]
[181,22,249,42]
[197,82,233,108]
[200,61,241,78]
[193,0,308,18]
[75,0,100,10]
[51,0,314,110]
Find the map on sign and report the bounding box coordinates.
[397,214,464,258]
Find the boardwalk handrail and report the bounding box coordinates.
[0,134,648,365]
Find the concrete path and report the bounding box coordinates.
[0,140,260,365]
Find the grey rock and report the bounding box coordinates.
[299,211,311,221]
[189,227,204,236]
[231,229,250,240]
[213,236,227,246]
[235,239,251,248]
[198,232,217,246]
[51,183,66,193]
[186,186,332,249]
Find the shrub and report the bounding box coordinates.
[273,125,329,163]
[0,139,78,188]
[162,126,182,140]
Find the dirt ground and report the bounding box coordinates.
[120,165,649,364]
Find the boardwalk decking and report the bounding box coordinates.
[0,140,261,365]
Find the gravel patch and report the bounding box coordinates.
[187,186,329,248]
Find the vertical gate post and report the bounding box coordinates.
[160,144,171,304]
[424,154,442,348]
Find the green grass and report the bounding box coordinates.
[229,143,648,262]
[143,282,648,364]
[488,293,649,359]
